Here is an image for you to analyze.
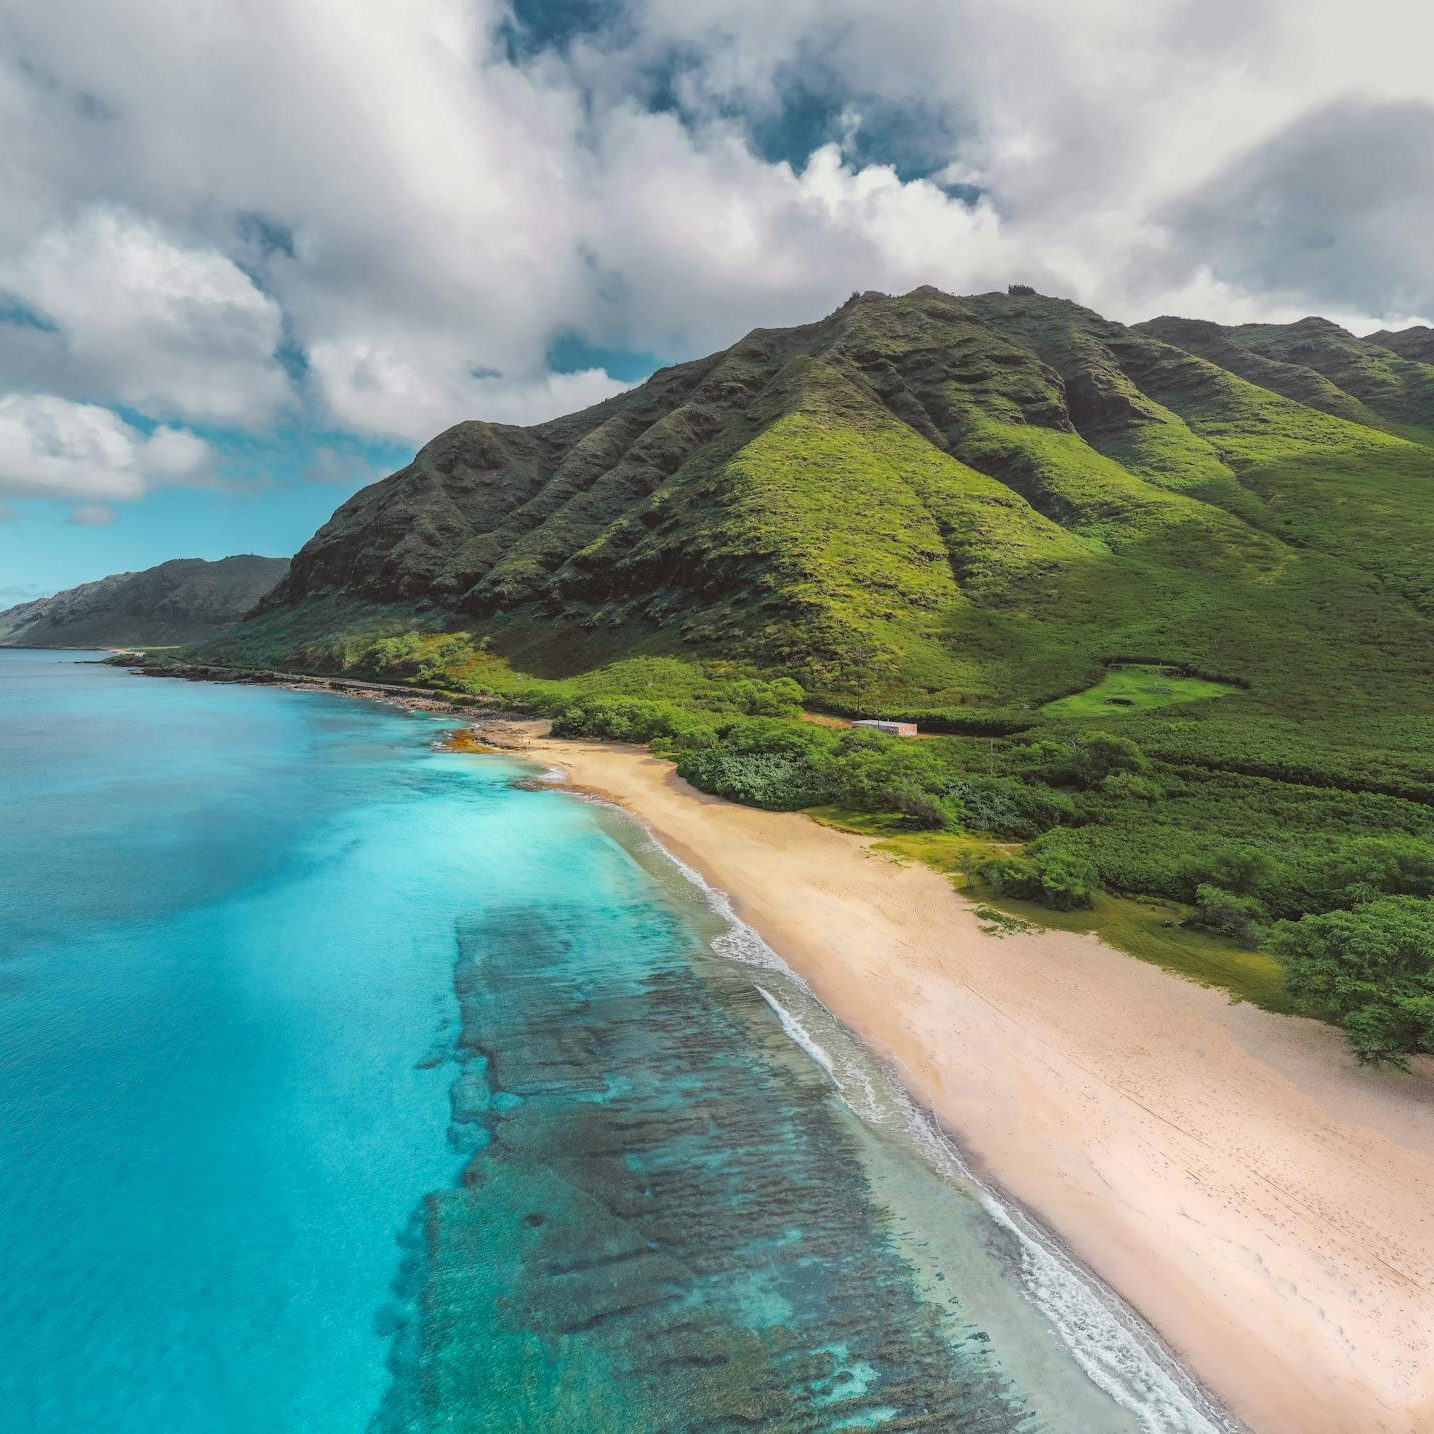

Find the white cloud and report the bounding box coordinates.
[0,393,214,501]
[0,0,1431,468]
[307,337,629,442]
[300,444,385,488]
[0,208,288,425]
[1160,99,1434,322]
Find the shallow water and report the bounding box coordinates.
[0,651,1233,1432]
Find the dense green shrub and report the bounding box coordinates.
[1268,897,1434,1066]
[361,631,482,683]
[1191,885,1265,947]
[828,731,943,807]
[944,777,1075,837]
[1097,770,1164,801]
[715,677,806,716]
[676,749,839,811]
[716,717,836,758]
[979,843,1099,910]
[1004,731,1150,789]
[551,698,719,750]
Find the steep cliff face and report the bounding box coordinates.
[0,555,290,647]
[226,286,1434,703]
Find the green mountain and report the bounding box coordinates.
[204,287,1434,1064]
[224,287,1434,709]
[1352,324,1434,366]
[1,555,290,648]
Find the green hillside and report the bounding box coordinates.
[200,287,1434,1065]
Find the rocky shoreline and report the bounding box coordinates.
[116,657,547,750]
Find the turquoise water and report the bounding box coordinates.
[0,651,1234,1432]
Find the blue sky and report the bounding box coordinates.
[2,0,1431,599]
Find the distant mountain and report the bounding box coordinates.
[214,286,1434,719]
[1364,324,1434,365]
[0,555,290,648]
[1135,314,1434,430]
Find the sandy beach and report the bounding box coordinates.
[533,733,1434,1434]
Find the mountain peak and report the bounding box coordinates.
[203,287,1434,717]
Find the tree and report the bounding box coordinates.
[1267,896,1434,1067]
[1192,884,1264,947]
[1072,732,1150,786]
[979,845,1098,911]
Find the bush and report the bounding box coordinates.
[882,782,956,830]
[719,676,806,717]
[1340,997,1434,1070]
[979,844,1099,910]
[717,717,835,759]
[829,732,949,816]
[1196,844,1285,898]
[1098,770,1164,802]
[1074,732,1151,785]
[945,777,1075,837]
[1267,896,1434,1066]
[1005,731,1150,789]
[1192,885,1265,947]
[676,749,839,811]
[551,698,718,749]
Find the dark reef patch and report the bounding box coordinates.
[373,896,1033,1433]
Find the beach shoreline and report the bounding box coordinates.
[528,730,1434,1434]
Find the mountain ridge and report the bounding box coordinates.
[223,285,1434,712]
[1,555,290,648]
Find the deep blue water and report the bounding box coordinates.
[0,652,1233,1433]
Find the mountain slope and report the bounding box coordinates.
[1,555,290,648]
[1136,314,1434,431]
[1365,325,1434,365]
[221,287,1434,715]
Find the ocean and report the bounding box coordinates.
[0,650,1234,1432]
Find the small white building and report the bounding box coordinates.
[852,719,919,738]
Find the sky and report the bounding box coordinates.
[2,0,1432,598]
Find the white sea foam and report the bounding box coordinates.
[756,985,834,1076]
[638,822,1242,1434]
[654,842,810,984]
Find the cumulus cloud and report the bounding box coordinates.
[306,337,630,441]
[0,393,214,500]
[0,0,1430,464]
[0,208,289,425]
[300,445,384,487]
[1161,99,1434,322]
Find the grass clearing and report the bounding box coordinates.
[1041,664,1240,718]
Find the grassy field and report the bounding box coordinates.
[1041,665,1239,718]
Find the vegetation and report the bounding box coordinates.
[192,287,1434,1066]
[1268,899,1434,1068]
[978,845,1100,910]
[1041,664,1239,718]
